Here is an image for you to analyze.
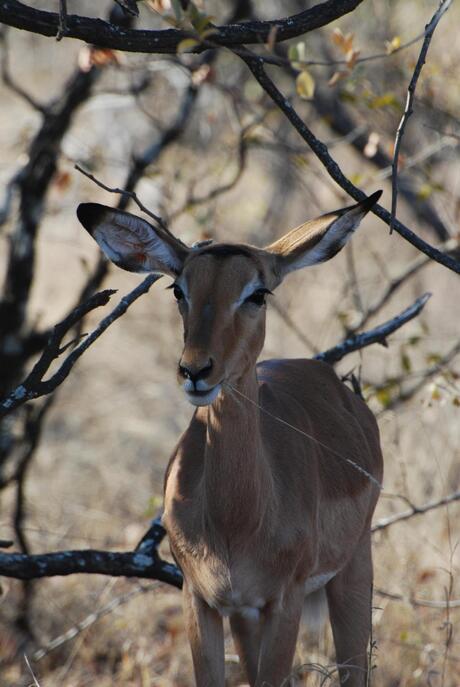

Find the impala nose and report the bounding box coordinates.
[179,358,214,385]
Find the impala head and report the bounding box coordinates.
[77,191,381,406]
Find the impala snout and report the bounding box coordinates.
[178,356,222,406]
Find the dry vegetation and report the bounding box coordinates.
[0,1,459,685]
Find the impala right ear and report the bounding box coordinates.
[76,203,189,276]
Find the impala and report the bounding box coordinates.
[77,191,384,687]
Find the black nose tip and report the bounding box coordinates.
[179,359,213,384]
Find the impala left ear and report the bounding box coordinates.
[266,190,382,280]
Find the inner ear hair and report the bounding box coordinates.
[267,191,382,276]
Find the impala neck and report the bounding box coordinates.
[198,370,273,534]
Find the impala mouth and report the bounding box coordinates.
[184,382,222,407]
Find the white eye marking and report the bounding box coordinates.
[234,279,265,309]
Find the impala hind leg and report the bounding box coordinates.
[182,582,225,687]
[229,612,261,686]
[326,533,373,686]
[255,583,305,687]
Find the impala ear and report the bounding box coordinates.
[76,203,189,276]
[266,191,382,280]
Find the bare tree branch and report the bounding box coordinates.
[375,587,460,610]
[0,275,161,418]
[238,52,460,275]
[0,517,182,586]
[0,0,365,53]
[390,0,452,233]
[314,293,431,365]
[372,490,460,532]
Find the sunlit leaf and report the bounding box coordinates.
[417,183,434,200]
[385,36,401,54]
[296,70,315,100]
[177,38,200,54]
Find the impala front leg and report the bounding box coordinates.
[183,582,225,687]
[256,583,305,687]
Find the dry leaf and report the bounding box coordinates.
[331,28,354,54]
[328,70,348,87]
[346,48,360,70]
[266,25,279,52]
[296,70,315,100]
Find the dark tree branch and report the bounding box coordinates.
[390,0,452,233]
[314,293,431,365]
[0,275,161,418]
[0,0,365,53]
[0,517,182,586]
[0,542,182,586]
[238,52,460,275]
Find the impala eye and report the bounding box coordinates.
[245,288,271,307]
[172,284,185,302]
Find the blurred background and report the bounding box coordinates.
[0,1,459,684]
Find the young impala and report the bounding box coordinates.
[77,191,384,687]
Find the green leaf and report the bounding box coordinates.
[400,350,411,373]
[288,44,299,62]
[368,92,400,110]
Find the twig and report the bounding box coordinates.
[314,293,431,365]
[349,238,458,334]
[375,587,460,610]
[75,164,168,231]
[371,490,460,532]
[375,339,460,415]
[390,0,452,233]
[32,582,159,661]
[271,300,318,355]
[169,126,249,221]
[56,0,67,41]
[0,29,46,112]
[0,275,161,418]
[24,655,40,687]
[238,51,460,275]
